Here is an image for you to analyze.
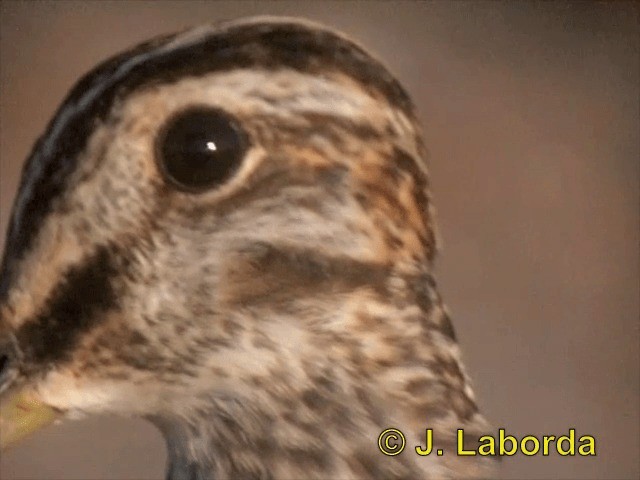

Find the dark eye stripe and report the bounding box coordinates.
[15,245,120,369]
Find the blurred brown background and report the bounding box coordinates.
[0,1,638,479]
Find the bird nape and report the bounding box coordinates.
[0,16,496,480]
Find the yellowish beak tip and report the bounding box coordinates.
[0,389,60,450]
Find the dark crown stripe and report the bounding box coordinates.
[0,19,414,301]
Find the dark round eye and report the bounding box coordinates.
[156,107,247,191]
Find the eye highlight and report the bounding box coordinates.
[156,107,247,192]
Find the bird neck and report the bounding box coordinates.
[149,399,267,480]
[149,390,374,480]
[148,265,491,479]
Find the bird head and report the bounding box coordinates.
[0,17,491,479]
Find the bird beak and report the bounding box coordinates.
[0,331,61,449]
[0,387,60,450]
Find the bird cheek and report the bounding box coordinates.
[32,368,88,412]
[32,366,143,416]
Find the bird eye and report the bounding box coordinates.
[156,107,247,191]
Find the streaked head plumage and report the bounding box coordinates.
[0,16,493,479]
